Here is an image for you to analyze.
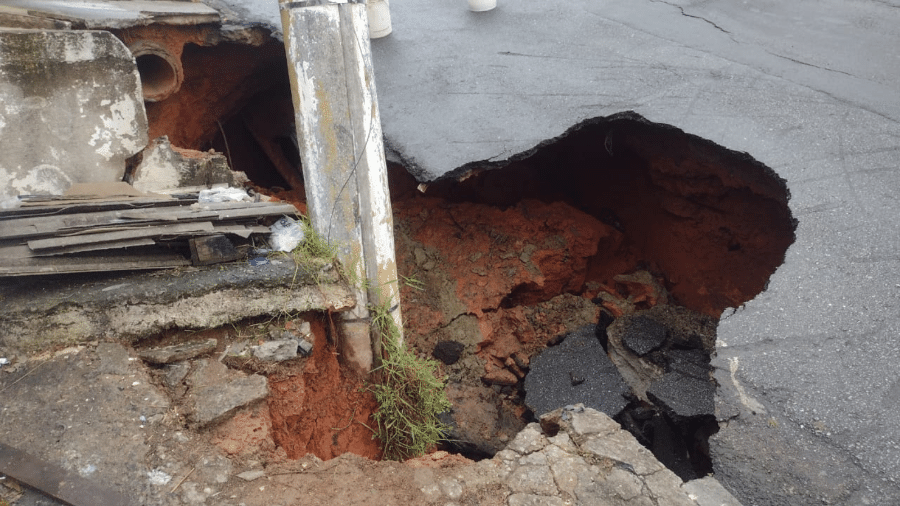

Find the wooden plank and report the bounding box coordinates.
[0,441,137,506]
[0,207,214,240]
[214,203,299,220]
[0,243,39,260]
[28,222,215,251]
[0,197,191,220]
[32,238,157,256]
[189,234,242,265]
[0,201,297,240]
[0,249,191,277]
[213,224,270,238]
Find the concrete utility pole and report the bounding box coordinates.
[279,0,402,375]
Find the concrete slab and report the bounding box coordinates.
[0,257,354,354]
[0,29,147,202]
[1,0,220,29]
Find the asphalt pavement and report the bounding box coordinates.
[211,0,900,503]
[370,2,900,504]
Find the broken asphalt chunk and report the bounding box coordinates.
[251,339,299,362]
[620,315,667,356]
[646,371,715,418]
[524,325,630,418]
[138,338,218,365]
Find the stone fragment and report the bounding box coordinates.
[646,371,715,418]
[251,339,298,361]
[130,136,238,193]
[432,340,465,365]
[236,470,266,482]
[506,463,558,496]
[138,339,218,365]
[644,468,697,506]
[524,325,630,418]
[163,362,191,391]
[506,424,548,455]
[620,315,667,356]
[190,374,268,426]
[187,368,268,426]
[580,429,663,476]
[682,476,743,506]
[297,338,313,357]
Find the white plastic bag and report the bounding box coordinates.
[269,216,306,252]
[198,187,251,203]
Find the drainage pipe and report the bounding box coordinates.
[279,0,402,374]
[127,40,183,102]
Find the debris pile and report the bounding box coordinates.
[0,182,299,276]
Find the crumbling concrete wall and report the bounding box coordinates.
[0,29,148,205]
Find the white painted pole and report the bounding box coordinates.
[279,0,402,374]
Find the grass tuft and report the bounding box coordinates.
[368,302,451,461]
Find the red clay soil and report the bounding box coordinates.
[266,319,381,461]
[393,194,625,385]
[407,198,612,316]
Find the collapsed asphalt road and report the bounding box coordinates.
[168,0,900,503]
[2,0,898,504]
[366,2,900,504]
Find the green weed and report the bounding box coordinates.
[367,301,451,461]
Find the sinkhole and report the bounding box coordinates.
[130,25,796,479]
[389,113,796,479]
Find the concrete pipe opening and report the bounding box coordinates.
[129,40,183,102]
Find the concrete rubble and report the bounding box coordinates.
[0,337,740,505]
[129,136,238,193]
[0,256,353,353]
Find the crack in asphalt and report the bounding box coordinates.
[648,0,732,36]
[765,50,856,78]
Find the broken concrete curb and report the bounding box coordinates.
[0,258,354,352]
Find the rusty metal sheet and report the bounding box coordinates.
[0,441,137,506]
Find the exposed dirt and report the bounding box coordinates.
[266,318,381,461]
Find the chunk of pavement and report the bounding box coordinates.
[138,338,218,365]
[188,373,268,426]
[251,339,298,361]
[164,361,192,390]
[682,476,743,506]
[666,348,711,380]
[236,470,266,482]
[533,405,697,506]
[524,325,630,418]
[620,315,667,356]
[432,340,465,365]
[646,371,715,418]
